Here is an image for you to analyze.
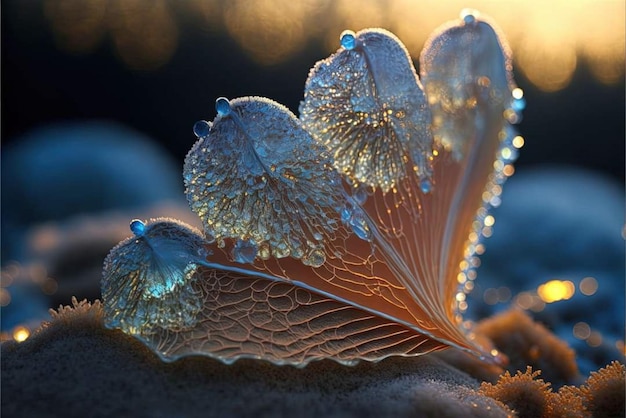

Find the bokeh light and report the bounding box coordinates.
[579,276,599,296]
[537,279,575,303]
[44,0,179,70]
[12,326,30,343]
[40,0,624,91]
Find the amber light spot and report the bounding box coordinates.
[12,326,30,343]
[537,279,575,303]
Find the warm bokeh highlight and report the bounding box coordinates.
[43,0,625,91]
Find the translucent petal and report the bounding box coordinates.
[102,219,447,365]
[300,28,433,193]
[102,11,523,367]
[101,218,208,334]
[141,264,446,365]
[184,96,345,264]
[418,12,523,314]
[420,10,518,160]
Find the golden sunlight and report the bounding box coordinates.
[537,279,576,303]
[41,0,624,90]
[12,326,30,343]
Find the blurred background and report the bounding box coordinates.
[2,0,624,180]
[1,0,624,371]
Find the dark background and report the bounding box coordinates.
[2,1,624,188]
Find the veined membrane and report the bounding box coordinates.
[102,11,523,366]
[184,96,345,267]
[299,28,433,194]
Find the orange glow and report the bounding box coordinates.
[40,1,624,89]
[13,326,30,343]
[537,279,575,303]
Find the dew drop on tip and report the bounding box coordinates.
[130,219,146,237]
[340,30,356,50]
[461,9,477,24]
[193,120,212,138]
[215,97,231,116]
[420,178,432,194]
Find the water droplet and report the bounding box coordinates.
[340,30,356,50]
[341,207,352,224]
[258,243,271,260]
[353,185,368,204]
[273,243,290,259]
[349,213,371,241]
[461,9,478,24]
[420,178,432,194]
[193,120,212,138]
[303,248,326,268]
[232,239,258,264]
[215,97,231,116]
[130,219,145,237]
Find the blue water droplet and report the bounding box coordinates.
[232,239,258,264]
[215,97,231,116]
[340,30,356,50]
[349,213,371,241]
[512,97,526,112]
[303,248,326,268]
[341,207,352,224]
[420,178,432,194]
[353,185,368,205]
[193,120,212,138]
[461,9,477,24]
[130,219,146,237]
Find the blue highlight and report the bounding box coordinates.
[193,120,212,138]
[340,30,356,50]
[130,219,146,237]
[215,97,231,116]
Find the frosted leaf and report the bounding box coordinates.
[101,218,208,335]
[420,10,519,160]
[102,11,523,367]
[300,28,433,193]
[184,96,345,264]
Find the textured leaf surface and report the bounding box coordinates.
[102,12,523,366]
[184,97,345,266]
[300,29,433,192]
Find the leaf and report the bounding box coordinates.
[101,11,523,367]
[102,218,446,364]
[184,96,345,266]
[299,28,433,193]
